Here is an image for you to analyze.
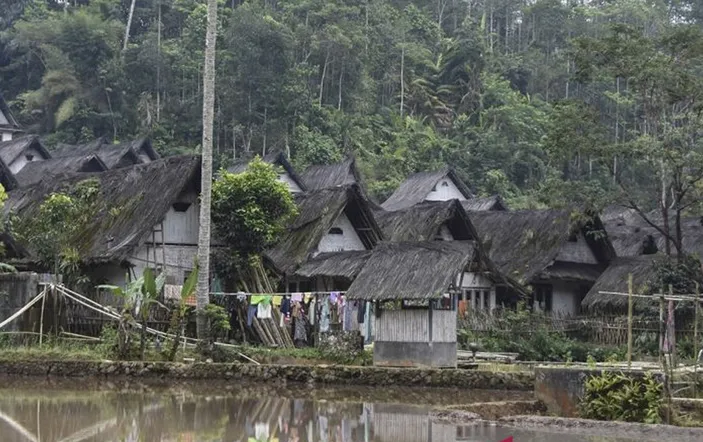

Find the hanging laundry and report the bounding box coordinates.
[257,303,272,319]
[309,297,317,326]
[304,292,312,303]
[280,296,291,316]
[272,295,282,307]
[247,304,258,326]
[343,299,354,331]
[291,292,303,302]
[357,300,366,323]
[329,291,339,304]
[250,294,265,305]
[255,422,270,441]
[319,297,331,333]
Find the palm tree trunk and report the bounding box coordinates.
[196,0,219,341]
[123,0,137,51]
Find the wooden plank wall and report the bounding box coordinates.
[373,411,429,442]
[431,310,456,343]
[375,309,429,342]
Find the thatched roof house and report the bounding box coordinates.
[381,166,472,211]
[581,256,660,312]
[299,157,362,191]
[227,152,306,193]
[265,184,383,277]
[0,93,22,141]
[0,135,51,190]
[468,210,615,316]
[5,155,203,285]
[461,195,508,211]
[347,241,474,301]
[53,138,159,169]
[14,154,107,188]
[375,200,477,242]
[347,241,473,368]
[469,210,614,285]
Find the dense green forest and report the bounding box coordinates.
[3,0,703,216]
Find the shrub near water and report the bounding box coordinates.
[580,371,662,424]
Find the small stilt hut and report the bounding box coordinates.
[346,241,474,368]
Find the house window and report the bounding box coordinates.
[183,270,192,284]
[533,284,553,312]
[25,154,34,161]
[172,202,191,212]
[441,181,449,187]
[328,227,343,235]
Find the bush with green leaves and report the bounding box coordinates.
[580,371,662,423]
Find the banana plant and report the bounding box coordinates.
[99,268,166,360]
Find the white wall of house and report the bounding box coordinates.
[9,146,45,174]
[278,172,302,193]
[458,271,496,311]
[424,178,466,202]
[316,212,365,254]
[550,281,581,317]
[556,233,598,264]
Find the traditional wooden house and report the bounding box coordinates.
[581,255,660,313]
[5,155,205,287]
[265,184,383,291]
[0,135,51,190]
[0,93,22,142]
[227,152,306,193]
[299,157,362,191]
[374,200,512,312]
[469,210,615,316]
[52,137,160,169]
[14,154,108,187]
[346,241,476,367]
[381,167,473,211]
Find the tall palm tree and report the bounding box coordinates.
[196,0,219,340]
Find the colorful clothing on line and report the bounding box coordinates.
[257,303,272,319]
[247,305,258,326]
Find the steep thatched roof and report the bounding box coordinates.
[461,195,508,211]
[14,154,107,187]
[265,184,383,275]
[469,210,614,285]
[0,93,21,133]
[227,152,306,191]
[0,135,50,167]
[581,256,660,311]
[299,157,362,191]
[381,166,472,211]
[606,221,703,258]
[53,138,158,169]
[346,241,474,300]
[294,250,372,280]
[375,200,477,242]
[6,155,201,263]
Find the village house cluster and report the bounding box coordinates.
[1,94,700,367]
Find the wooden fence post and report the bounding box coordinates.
[627,273,633,369]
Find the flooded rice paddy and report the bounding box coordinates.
[0,377,679,441]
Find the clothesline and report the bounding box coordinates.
[210,291,347,297]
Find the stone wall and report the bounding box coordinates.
[316,331,363,359]
[0,360,534,390]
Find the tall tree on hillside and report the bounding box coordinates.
[196,0,219,340]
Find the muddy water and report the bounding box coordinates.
[0,379,645,442]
